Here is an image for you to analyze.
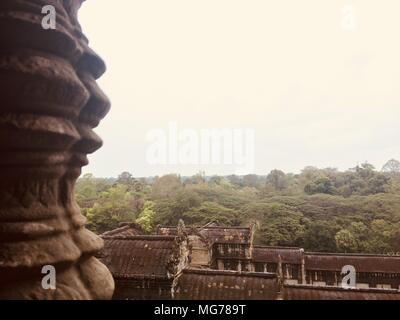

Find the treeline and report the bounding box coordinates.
[76,159,400,254]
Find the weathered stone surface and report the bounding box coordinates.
[0,0,114,299]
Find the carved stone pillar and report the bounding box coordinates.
[0,0,114,299]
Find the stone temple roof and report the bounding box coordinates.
[157,224,253,245]
[304,252,400,274]
[101,223,144,238]
[283,284,400,300]
[199,226,253,244]
[252,246,303,264]
[174,268,278,300]
[99,235,177,279]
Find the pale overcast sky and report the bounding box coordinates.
[79,0,400,177]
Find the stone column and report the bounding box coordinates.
[301,251,306,284]
[0,0,114,299]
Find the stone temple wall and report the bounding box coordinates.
[0,0,114,299]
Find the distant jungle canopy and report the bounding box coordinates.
[76,159,400,255]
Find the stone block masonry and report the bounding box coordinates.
[0,0,114,299]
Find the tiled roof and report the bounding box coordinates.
[157,225,253,245]
[283,284,400,300]
[199,227,252,244]
[100,236,177,279]
[305,252,400,273]
[156,226,178,236]
[202,221,221,228]
[174,268,278,300]
[101,223,144,238]
[252,246,303,264]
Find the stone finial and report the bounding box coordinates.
[0,0,114,299]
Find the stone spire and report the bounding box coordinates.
[0,0,114,299]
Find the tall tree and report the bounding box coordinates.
[335,229,358,253]
[151,174,182,198]
[382,159,400,173]
[266,169,287,191]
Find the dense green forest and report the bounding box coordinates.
[76,159,400,254]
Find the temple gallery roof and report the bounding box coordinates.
[156,226,178,236]
[304,252,400,273]
[101,223,144,238]
[252,246,303,264]
[199,227,252,244]
[99,235,177,279]
[174,268,278,300]
[157,224,253,244]
[249,247,400,274]
[284,284,400,300]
